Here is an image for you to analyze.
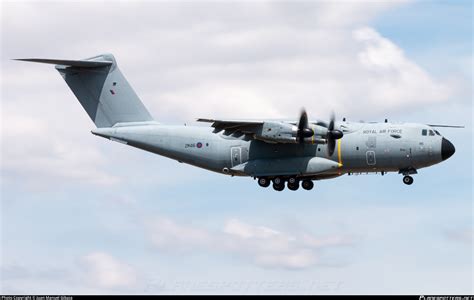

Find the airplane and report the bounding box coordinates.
[16,53,461,191]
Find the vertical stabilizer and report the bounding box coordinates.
[16,54,154,127]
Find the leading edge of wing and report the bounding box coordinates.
[197,118,328,126]
[196,118,264,124]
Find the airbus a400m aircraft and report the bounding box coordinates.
[17,54,460,191]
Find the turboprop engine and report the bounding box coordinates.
[254,110,344,156]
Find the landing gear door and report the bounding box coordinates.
[231,147,242,167]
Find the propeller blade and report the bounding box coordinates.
[298,110,308,131]
[326,111,343,156]
[327,138,335,156]
[297,109,313,143]
[328,112,335,131]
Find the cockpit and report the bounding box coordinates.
[421,129,441,136]
[419,126,455,161]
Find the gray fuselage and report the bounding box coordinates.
[92,120,454,181]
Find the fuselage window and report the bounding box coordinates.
[435,130,441,136]
[429,130,435,136]
[422,129,427,136]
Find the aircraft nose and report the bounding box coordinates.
[441,138,455,161]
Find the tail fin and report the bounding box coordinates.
[16,54,154,128]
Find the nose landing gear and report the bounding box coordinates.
[399,168,417,186]
[403,175,414,185]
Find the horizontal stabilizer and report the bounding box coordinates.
[14,58,112,68]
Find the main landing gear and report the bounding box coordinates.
[287,177,299,191]
[257,177,314,191]
[301,180,314,190]
[257,177,271,188]
[272,177,285,191]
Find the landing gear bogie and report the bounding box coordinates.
[256,176,316,191]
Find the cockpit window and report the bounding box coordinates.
[435,130,441,135]
[429,130,435,136]
[422,129,427,136]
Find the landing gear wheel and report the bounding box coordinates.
[287,181,299,191]
[273,183,285,191]
[288,177,297,185]
[403,175,414,185]
[258,177,270,188]
[273,177,283,185]
[302,180,314,190]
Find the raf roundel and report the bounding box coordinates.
[197,142,202,148]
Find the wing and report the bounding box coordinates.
[197,118,264,137]
[197,118,332,144]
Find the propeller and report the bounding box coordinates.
[297,109,314,143]
[326,112,343,156]
[296,109,343,153]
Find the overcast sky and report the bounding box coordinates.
[1,0,472,294]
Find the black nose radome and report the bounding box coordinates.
[441,138,455,161]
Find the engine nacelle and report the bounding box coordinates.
[254,121,297,143]
[254,122,329,144]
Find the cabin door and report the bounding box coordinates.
[231,147,242,167]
